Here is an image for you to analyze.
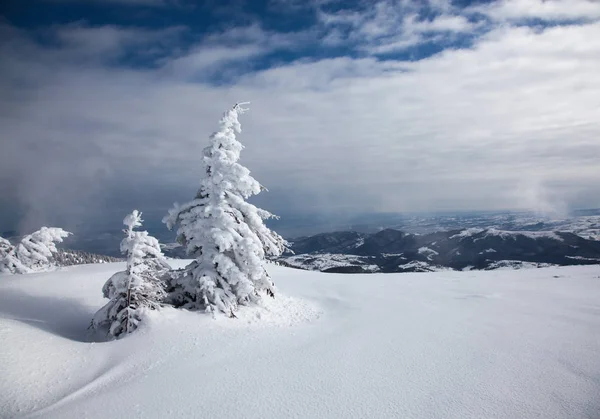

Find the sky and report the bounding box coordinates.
[1,0,600,235]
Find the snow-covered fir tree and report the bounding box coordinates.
[0,236,11,257]
[92,210,169,338]
[0,236,18,273]
[163,103,287,317]
[0,228,70,274]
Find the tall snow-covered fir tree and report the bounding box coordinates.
[92,210,169,338]
[163,103,287,316]
[0,228,70,274]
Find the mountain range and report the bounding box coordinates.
[279,228,600,273]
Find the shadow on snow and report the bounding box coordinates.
[0,288,102,342]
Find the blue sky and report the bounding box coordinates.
[1,0,600,234]
[3,0,490,75]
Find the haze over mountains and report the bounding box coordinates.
[155,209,600,273]
[4,210,598,274]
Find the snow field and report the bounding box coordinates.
[1,262,599,418]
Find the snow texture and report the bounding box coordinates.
[1,262,599,419]
[163,104,287,315]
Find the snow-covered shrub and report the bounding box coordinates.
[92,210,169,338]
[163,103,287,317]
[0,228,70,274]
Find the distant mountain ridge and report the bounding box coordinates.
[8,210,597,257]
[279,228,600,273]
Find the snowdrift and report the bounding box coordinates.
[1,262,599,418]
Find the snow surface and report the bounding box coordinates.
[382,252,406,258]
[353,238,365,248]
[450,227,485,239]
[417,246,439,261]
[566,255,600,262]
[2,262,600,419]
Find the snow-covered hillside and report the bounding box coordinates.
[1,262,599,419]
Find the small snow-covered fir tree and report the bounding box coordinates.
[0,228,70,274]
[92,210,169,338]
[163,103,287,316]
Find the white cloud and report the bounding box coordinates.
[407,14,476,33]
[1,16,600,231]
[317,1,478,54]
[475,0,600,22]
[202,23,316,50]
[158,24,317,81]
[163,45,266,80]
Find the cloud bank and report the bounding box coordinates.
[1,0,600,233]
